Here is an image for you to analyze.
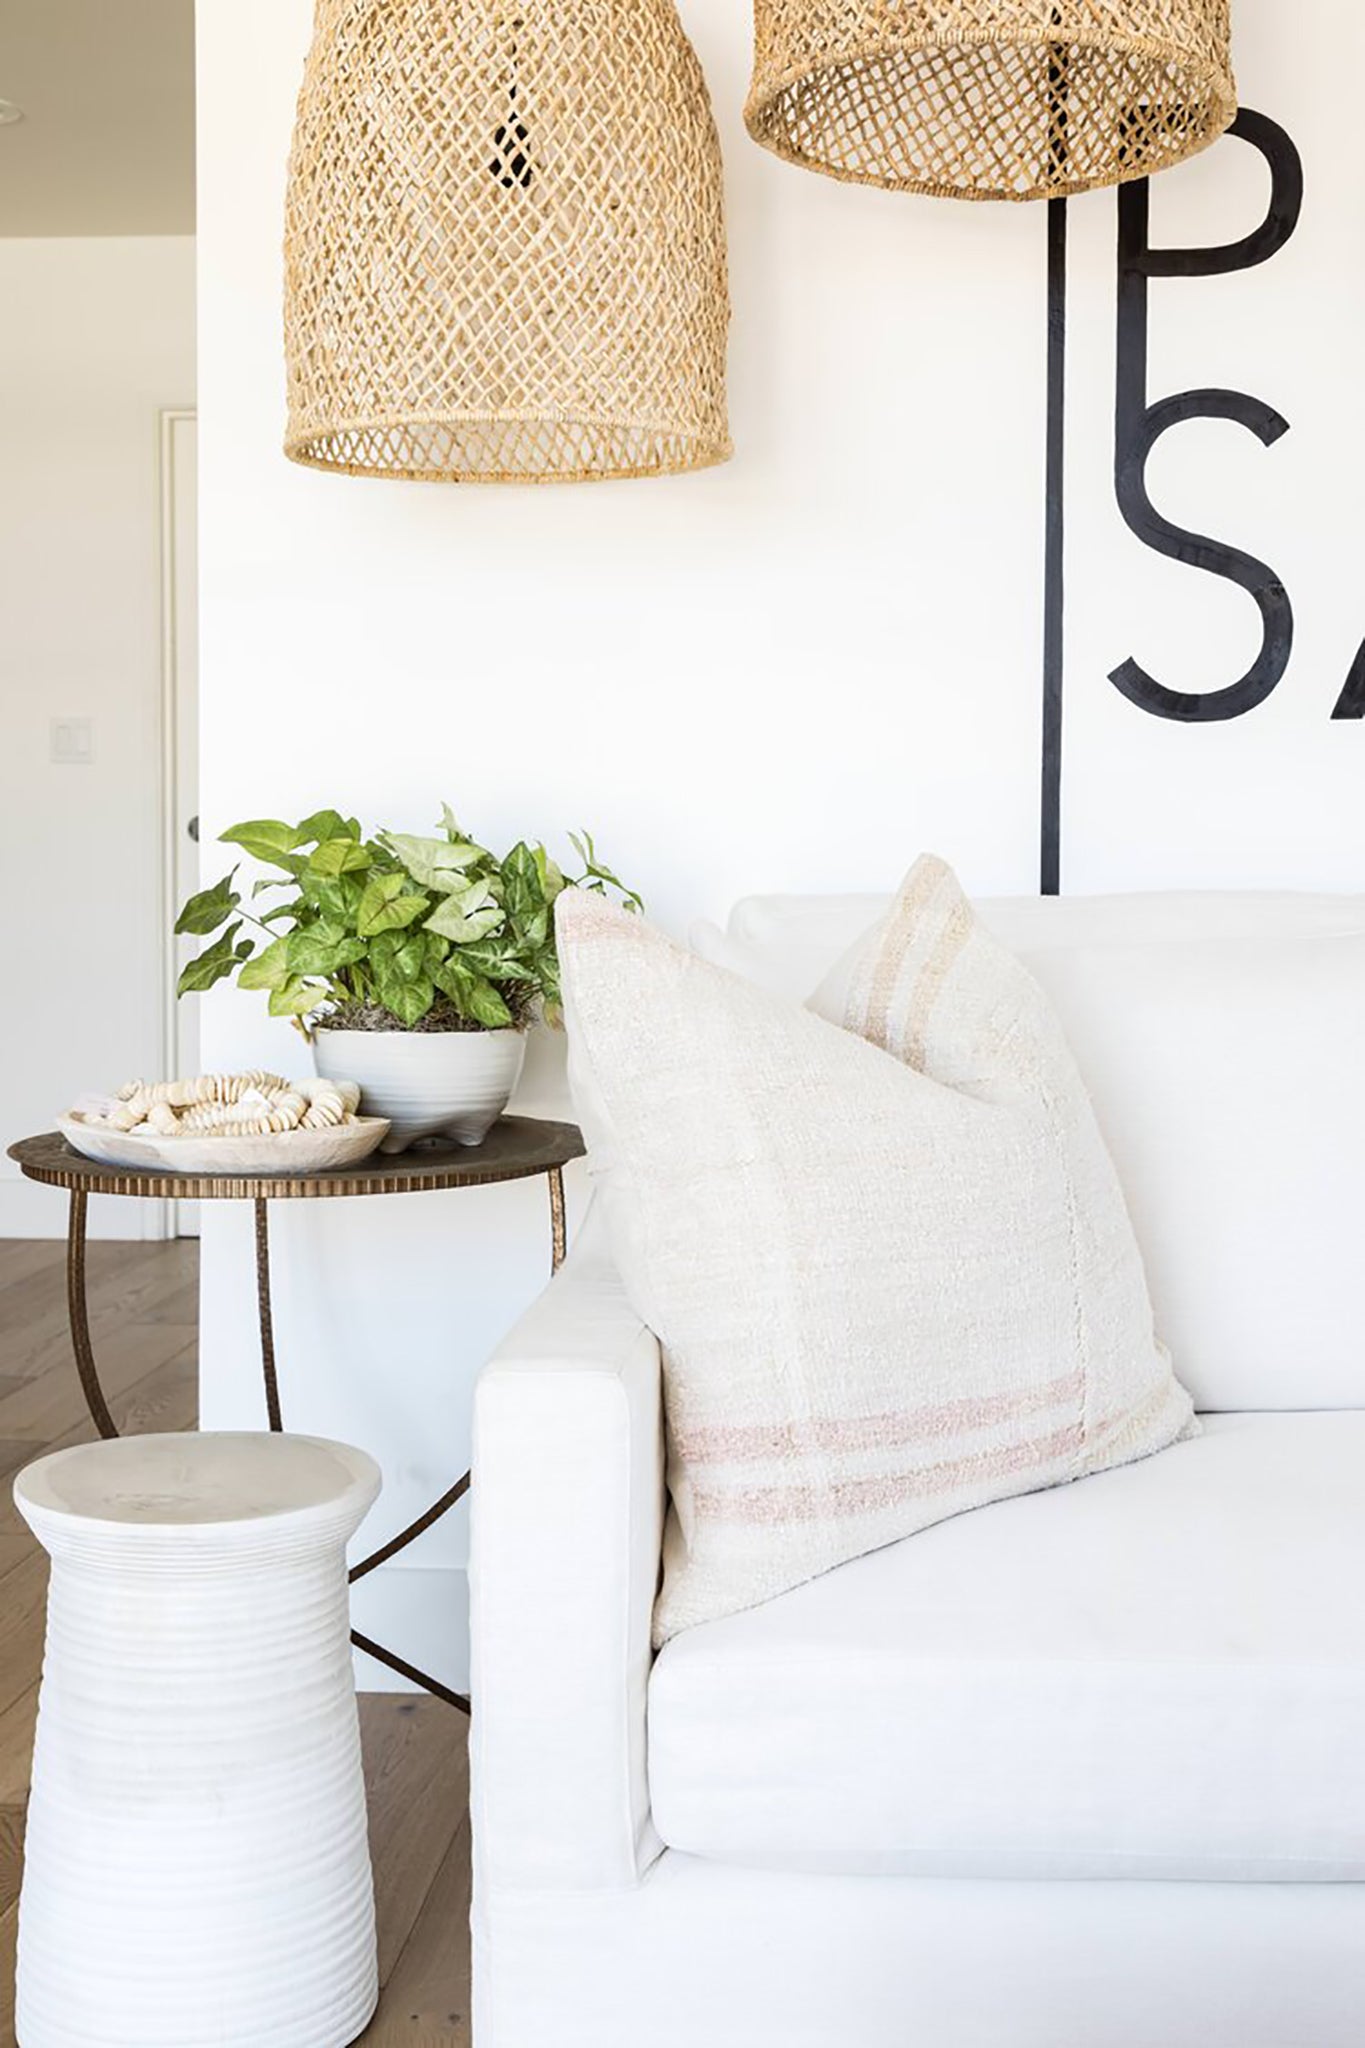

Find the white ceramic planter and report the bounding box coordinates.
[313,1025,526,1152]
[14,1431,381,2048]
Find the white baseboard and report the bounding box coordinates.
[350,1563,469,1697]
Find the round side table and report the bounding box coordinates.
[8,1117,585,1713]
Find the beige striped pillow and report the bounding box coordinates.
[556,858,1195,1644]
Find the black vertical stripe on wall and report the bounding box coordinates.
[1040,196,1068,897]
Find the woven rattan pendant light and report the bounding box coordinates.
[745,0,1236,199]
[284,0,731,481]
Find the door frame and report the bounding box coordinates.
[157,406,198,1241]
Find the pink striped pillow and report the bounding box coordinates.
[557,857,1195,1643]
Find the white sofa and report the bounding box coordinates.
[470,888,1365,2048]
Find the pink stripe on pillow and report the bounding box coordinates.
[674,1370,1084,1465]
[693,1421,1085,1526]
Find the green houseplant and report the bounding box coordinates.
[176,805,639,1150]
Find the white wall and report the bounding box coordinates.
[195,0,1364,1687]
[0,236,197,1238]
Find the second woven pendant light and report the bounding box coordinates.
[284,0,731,482]
[745,0,1236,199]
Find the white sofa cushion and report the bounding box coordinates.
[557,874,1192,1644]
[649,1410,1365,1882]
[696,887,1365,1412]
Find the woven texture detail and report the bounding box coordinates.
[284,0,731,481]
[745,0,1236,198]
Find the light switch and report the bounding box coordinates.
[50,718,94,765]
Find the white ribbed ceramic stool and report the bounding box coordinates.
[13,1431,382,2048]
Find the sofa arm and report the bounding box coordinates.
[470,1208,665,1891]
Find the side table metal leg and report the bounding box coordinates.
[67,1189,119,1440]
[255,1198,283,1432]
[344,1170,572,1712]
[548,1164,567,1275]
[349,1631,471,1717]
[288,1165,571,1712]
[348,1471,470,1585]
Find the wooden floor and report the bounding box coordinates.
[0,1238,470,2048]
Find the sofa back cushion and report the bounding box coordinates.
[695,888,1365,1412]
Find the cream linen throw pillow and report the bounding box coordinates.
[557,858,1195,1645]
